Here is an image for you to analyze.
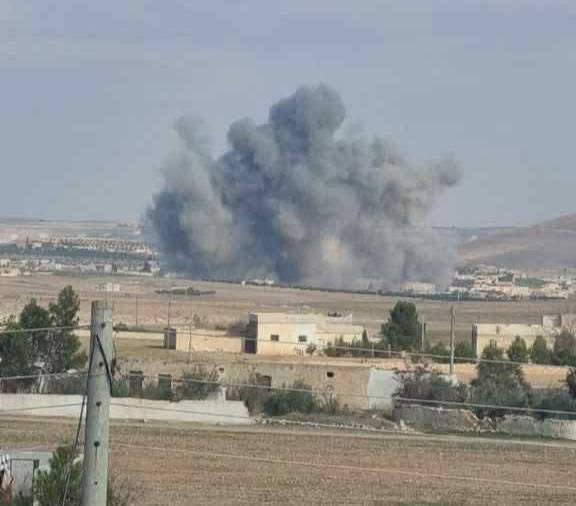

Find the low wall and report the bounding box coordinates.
[393,405,481,433]
[497,415,576,440]
[0,394,251,425]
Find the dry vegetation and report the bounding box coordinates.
[2,417,576,505]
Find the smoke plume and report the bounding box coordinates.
[148,84,461,289]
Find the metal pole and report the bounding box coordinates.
[449,306,455,375]
[81,301,113,506]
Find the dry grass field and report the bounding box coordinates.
[1,273,574,343]
[3,417,576,505]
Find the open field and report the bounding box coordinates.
[2,417,576,505]
[1,273,574,343]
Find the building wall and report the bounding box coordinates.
[251,312,365,356]
[471,323,555,357]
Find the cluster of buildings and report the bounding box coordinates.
[0,257,160,278]
[449,266,576,300]
[165,311,366,356]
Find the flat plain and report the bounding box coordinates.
[2,417,576,505]
[1,273,574,342]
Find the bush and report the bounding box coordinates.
[111,377,130,398]
[397,368,468,404]
[177,368,220,400]
[553,331,576,366]
[454,341,476,363]
[381,301,421,351]
[530,336,551,364]
[532,389,576,419]
[263,381,318,416]
[35,446,134,506]
[470,346,531,417]
[141,381,174,401]
[507,336,529,363]
[427,342,450,363]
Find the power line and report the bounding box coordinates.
[0,325,90,337]
[112,442,576,493]
[125,372,576,418]
[0,403,83,415]
[0,371,87,382]
[156,329,564,369]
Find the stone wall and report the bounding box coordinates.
[393,405,481,432]
[497,415,576,440]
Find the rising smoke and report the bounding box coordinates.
[148,84,461,289]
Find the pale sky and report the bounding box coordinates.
[1,0,575,227]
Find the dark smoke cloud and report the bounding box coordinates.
[148,84,461,289]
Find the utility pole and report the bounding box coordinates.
[449,306,455,375]
[135,296,139,329]
[81,301,113,506]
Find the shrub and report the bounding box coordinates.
[263,381,317,416]
[507,336,529,363]
[530,336,551,364]
[35,446,134,506]
[454,341,476,363]
[427,342,450,363]
[397,368,468,404]
[177,368,220,400]
[470,346,531,417]
[553,331,576,366]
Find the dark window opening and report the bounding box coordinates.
[298,335,308,343]
[326,371,334,378]
[270,334,279,341]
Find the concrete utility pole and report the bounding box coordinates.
[449,306,456,375]
[81,301,113,506]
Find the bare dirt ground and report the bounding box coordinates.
[1,273,574,342]
[2,417,576,505]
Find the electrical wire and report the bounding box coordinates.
[122,372,576,419]
[0,325,90,336]
[112,442,576,493]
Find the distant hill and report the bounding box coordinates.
[457,214,576,270]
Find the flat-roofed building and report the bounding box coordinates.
[247,312,364,355]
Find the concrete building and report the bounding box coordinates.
[471,313,576,356]
[246,312,365,355]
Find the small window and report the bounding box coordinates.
[489,339,497,348]
[270,334,279,341]
[298,335,308,343]
[326,371,334,378]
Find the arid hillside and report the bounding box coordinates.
[458,214,576,271]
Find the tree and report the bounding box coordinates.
[381,301,420,351]
[530,335,551,365]
[0,287,85,381]
[46,286,85,373]
[35,446,132,506]
[454,341,475,363]
[553,330,576,366]
[507,336,529,363]
[470,346,531,416]
[398,367,468,403]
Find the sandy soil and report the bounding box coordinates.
[2,417,576,505]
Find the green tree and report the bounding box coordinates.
[398,368,468,403]
[35,446,132,506]
[470,346,531,416]
[428,342,450,363]
[0,287,85,381]
[454,341,476,363]
[381,301,420,351]
[553,330,576,366]
[0,317,37,380]
[530,335,551,364]
[507,336,529,363]
[46,286,85,373]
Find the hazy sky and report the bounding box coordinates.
[1,0,575,227]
